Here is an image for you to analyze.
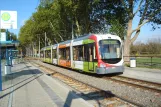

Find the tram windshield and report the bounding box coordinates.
[99,39,122,62]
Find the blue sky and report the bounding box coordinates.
[0,0,161,43]
[0,0,38,36]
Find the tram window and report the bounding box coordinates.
[59,47,70,60]
[45,50,51,58]
[66,47,70,60]
[59,49,62,59]
[93,45,97,59]
[52,49,57,58]
[89,45,93,62]
[84,43,95,61]
[48,50,51,58]
[73,45,84,61]
[73,46,78,60]
[84,44,88,61]
[59,48,66,60]
[40,51,44,58]
[79,45,83,61]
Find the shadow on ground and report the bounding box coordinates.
[63,90,115,107]
[2,68,43,92]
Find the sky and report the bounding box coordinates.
[0,0,161,43]
[0,0,39,36]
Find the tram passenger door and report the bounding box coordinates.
[88,44,94,71]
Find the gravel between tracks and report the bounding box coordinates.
[33,60,161,107]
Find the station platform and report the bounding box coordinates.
[0,61,93,107]
[121,67,161,84]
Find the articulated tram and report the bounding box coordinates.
[40,34,124,74]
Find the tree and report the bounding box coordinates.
[109,19,126,40]
[0,29,17,41]
[121,0,161,62]
[130,38,161,55]
[19,0,161,60]
[147,38,161,54]
[7,32,17,41]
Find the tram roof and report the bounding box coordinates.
[41,33,121,50]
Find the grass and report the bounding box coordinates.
[135,57,161,69]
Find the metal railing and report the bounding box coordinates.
[124,56,161,69]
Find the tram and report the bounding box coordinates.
[40,34,124,74]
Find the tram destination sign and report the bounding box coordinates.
[0,10,17,29]
[101,40,119,44]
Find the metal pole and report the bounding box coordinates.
[34,42,36,57]
[10,34,11,41]
[39,37,40,60]
[45,32,46,47]
[30,48,31,57]
[21,49,22,60]
[10,49,12,66]
[32,42,34,57]
[72,22,74,39]
[151,57,152,68]
[0,29,2,91]
[0,11,2,90]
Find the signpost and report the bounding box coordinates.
[0,11,17,29]
[0,29,1,91]
[0,10,17,91]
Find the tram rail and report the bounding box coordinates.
[30,60,141,107]
[103,76,161,94]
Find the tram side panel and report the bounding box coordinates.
[52,49,57,65]
[58,44,71,68]
[44,46,52,63]
[72,39,98,73]
[52,45,58,65]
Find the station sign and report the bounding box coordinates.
[0,11,17,29]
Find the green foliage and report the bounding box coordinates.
[109,19,126,39]
[0,29,6,32]
[7,32,17,41]
[130,38,161,55]
[125,63,130,67]
[138,0,161,30]
[18,0,161,55]
[0,29,17,41]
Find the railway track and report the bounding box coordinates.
[104,76,161,94]
[30,61,141,107]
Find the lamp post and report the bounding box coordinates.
[35,34,41,60]
[39,36,40,60]
[10,34,11,41]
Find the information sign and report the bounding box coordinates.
[0,11,17,29]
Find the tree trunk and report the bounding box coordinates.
[124,39,131,64]
[75,18,80,36]
[124,19,132,64]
